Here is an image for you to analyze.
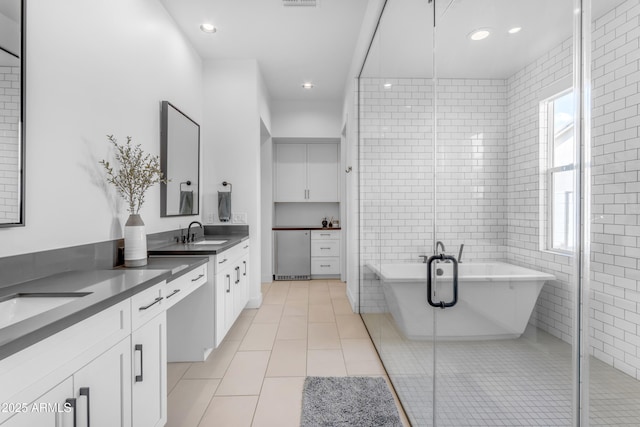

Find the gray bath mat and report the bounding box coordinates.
[301,376,403,427]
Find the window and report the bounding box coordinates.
[544,90,575,253]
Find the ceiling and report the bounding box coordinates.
[362,0,628,79]
[160,0,370,102]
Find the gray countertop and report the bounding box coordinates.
[0,229,249,361]
[272,226,341,230]
[148,234,249,256]
[0,256,208,361]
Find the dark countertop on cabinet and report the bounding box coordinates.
[148,234,249,256]
[0,256,208,361]
[272,227,341,231]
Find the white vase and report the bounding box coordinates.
[124,214,147,267]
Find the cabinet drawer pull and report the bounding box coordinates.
[321,264,331,267]
[243,245,249,249]
[79,387,90,427]
[320,233,331,236]
[226,274,231,293]
[65,398,77,427]
[235,266,240,284]
[191,274,205,282]
[166,289,181,299]
[320,247,331,250]
[135,344,144,382]
[243,260,247,276]
[139,297,163,311]
[219,258,228,264]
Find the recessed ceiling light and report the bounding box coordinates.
[302,82,314,89]
[468,29,491,41]
[200,23,217,33]
[383,83,392,89]
[508,27,522,34]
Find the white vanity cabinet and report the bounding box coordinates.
[131,313,166,427]
[72,337,132,427]
[214,240,250,347]
[4,338,132,427]
[1,378,73,427]
[274,143,338,202]
[0,299,133,427]
[130,282,167,427]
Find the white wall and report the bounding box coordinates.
[271,100,342,138]
[260,121,273,283]
[202,59,271,307]
[0,0,203,258]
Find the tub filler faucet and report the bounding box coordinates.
[435,241,446,256]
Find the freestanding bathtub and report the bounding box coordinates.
[367,262,555,340]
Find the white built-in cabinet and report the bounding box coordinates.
[0,263,210,427]
[214,240,250,347]
[274,143,338,202]
[1,378,73,427]
[0,299,134,427]
[128,280,168,427]
[311,230,341,277]
[73,338,133,427]
[4,337,132,427]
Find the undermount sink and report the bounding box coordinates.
[0,292,91,329]
[192,240,228,245]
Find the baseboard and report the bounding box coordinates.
[246,292,263,309]
[346,285,358,314]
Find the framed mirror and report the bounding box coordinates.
[160,101,200,217]
[0,0,24,227]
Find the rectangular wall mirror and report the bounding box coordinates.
[160,101,200,217]
[0,0,24,227]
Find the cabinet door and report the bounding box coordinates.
[275,144,307,202]
[131,312,167,427]
[233,256,249,318]
[215,268,233,347]
[307,144,338,202]
[73,338,132,427]
[2,378,73,427]
[240,255,249,314]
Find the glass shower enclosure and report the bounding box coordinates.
[357,0,640,425]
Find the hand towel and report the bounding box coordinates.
[218,191,231,222]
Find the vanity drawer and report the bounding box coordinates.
[163,264,207,309]
[215,241,249,273]
[312,230,340,240]
[311,239,340,257]
[131,281,166,330]
[311,257,340,275]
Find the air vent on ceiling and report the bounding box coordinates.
[283,0,318,7]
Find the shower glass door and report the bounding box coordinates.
[431,0,580,425]
[431,0,579,426]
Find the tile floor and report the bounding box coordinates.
[363,313,640,426]
[166,280,410,427]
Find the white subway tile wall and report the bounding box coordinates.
[0,66,20,222]
[506,38,575,344]
[590,0,640,379]
[359,0,640,380]
[359,78,508,312]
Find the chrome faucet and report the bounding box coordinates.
[187,221,203,243]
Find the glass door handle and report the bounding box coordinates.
[426,254,458,309]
